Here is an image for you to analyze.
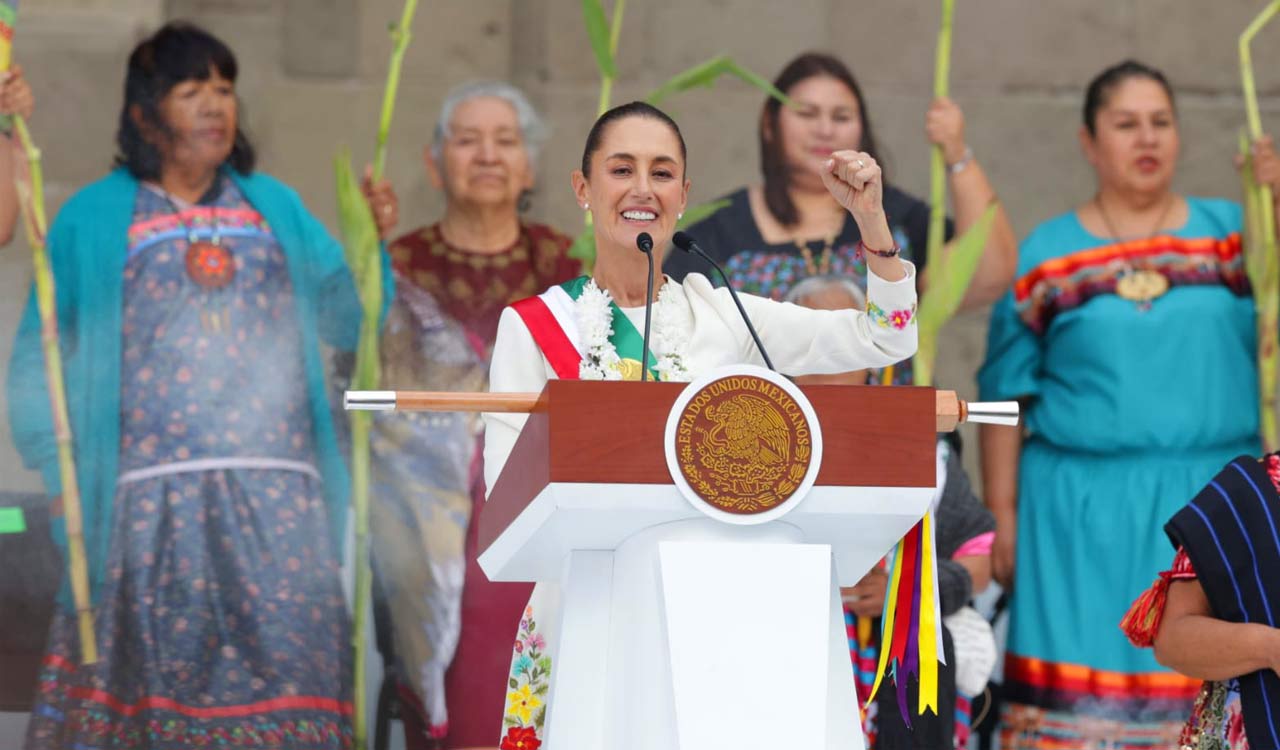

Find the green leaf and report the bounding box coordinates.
[646,55,792,108]
[568,228,596,265]
[581,0,617,79]
[913,202,999,387]
[333,149,380,300]
[916,202,998,334]
[509,678,519,689]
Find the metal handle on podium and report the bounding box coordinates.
[344,390,540,413]
[964,401,1020,427]
[346,388,1021,431]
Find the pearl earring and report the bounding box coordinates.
[583,203,589,210]
[678,212,684,220]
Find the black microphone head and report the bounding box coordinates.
[636,232,654,254]
[671,231,695,253]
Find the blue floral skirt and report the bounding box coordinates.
[24,468,353,749]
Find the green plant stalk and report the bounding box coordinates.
[345,2,418,746]
[371,0,419,181]
[1241,130,1280,451]
[584,0,627,272]
[923,0,954,297]
[1240,1,1280,450]
[12,116,97,663]
[596,0,626,116]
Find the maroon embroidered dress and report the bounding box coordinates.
[380,221,577,748]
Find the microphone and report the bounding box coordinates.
[636,232,656,382]
[671,231,775,371]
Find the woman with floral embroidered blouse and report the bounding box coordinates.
[979,59,1280,750]
[481,100,918,746]
[664,52,1017,386]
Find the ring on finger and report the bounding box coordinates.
[856,159,866,169]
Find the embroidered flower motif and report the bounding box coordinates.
[503,606,551,736]
[501,726,543,750]
[511,654,534,677]
[505,685,542,724]
[867,301,917,330]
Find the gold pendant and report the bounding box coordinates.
[1115,269,1169,305]
[617,358,645,381]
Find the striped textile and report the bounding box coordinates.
[1166,456,1280,748]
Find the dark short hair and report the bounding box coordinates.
[115,22,256,179]
[1083,60,1176,137]
[761,52,883,228]
[580,101,687,177]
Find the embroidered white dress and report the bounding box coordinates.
[482,267,918,744]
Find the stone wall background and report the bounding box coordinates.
[3,0,1280,495]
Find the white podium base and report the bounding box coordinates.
[541,518,866,750]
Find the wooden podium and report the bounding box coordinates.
[347,379,1015,750]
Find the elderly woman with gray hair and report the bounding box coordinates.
[362,81,579,749]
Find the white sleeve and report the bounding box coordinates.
[482,307,551,496]
[728,261,919,375]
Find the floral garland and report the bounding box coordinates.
[575,278,692,382]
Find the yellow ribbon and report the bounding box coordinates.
[917,511,940,714]
[866,542,905,705]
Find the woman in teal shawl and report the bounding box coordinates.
[7,23,393,749]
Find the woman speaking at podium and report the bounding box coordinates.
[481,100,918,745]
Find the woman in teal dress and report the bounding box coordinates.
[979,60,1280,749]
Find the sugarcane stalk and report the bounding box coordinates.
[11,116,97,663]
[923,0,954,286]
[596,0,626,116]
[1240,0,1280,451]
[348,2,418,747]
[370,0,417,182]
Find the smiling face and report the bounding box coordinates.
[147,68,238,176]
[429,95,535,211]
[1082,76,1179,197]
[773,74,863,191]
[572,115,690,259]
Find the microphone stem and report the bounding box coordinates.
[641,249,655,382]
[697,248,775,371]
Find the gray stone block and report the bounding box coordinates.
[1136,0,1280,96]
[359,0,510,86]
[952,0,1137,91]
[24,0,163,20]
[827,0,940,93]
[283,0,359,79]
[12,16,142,189]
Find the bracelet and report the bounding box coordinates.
[858,239,901,258]
[948,145,974,174]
